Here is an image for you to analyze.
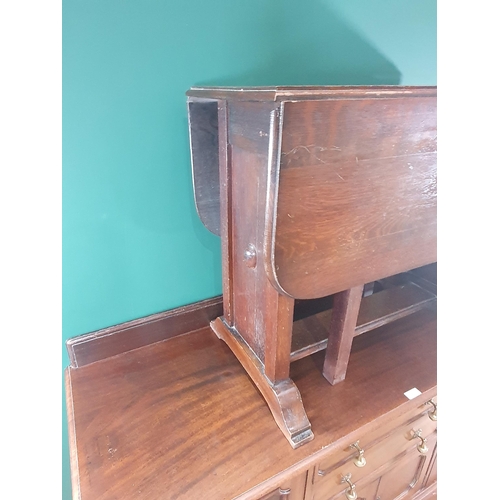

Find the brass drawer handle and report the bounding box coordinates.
[426,399,437,421]
[349,440,366,467]
[278,487,291,499]
[340,473,357,500]
[410,428,428,454]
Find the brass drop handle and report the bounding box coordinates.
[340,473,357,500]
[278,487,291,499]
[426,399,437,421]
[349,440,367,467]
[410,428,428,454]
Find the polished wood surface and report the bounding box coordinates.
[187,86,437,447]
[212,316,314,449]
[273,96,437,299]
[66,295,222,367]
[226,101,283,363]
[66,307,436,500]
[187,86,436,102]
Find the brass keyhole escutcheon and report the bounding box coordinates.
[340,473,357,500]
[349,440,366,467]
[410,429,428,454]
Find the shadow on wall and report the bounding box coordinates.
[194,1,401,87]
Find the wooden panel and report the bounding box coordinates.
[66,295,222,367]
[187,98,221,235]
[229,141,268,359]
[66,308,436,500]
[376,433,437,500]
[228,101,282,362]
[271,96,437,299]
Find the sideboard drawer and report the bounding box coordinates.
[253,470,309,500]
[312,402,437,500]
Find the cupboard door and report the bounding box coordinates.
[375,432,436,500]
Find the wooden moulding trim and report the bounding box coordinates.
[66,295,223,368]
[65,369,81,500]
[211,317,314,449]
[411,481,437,500]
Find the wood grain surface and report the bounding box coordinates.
[272,95,437,299]
[66,307,436,500]
[186,86,436,102]
[66,296,223,367]
[322,285,364,385]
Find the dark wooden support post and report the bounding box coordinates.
[264,289,295,383]
[322,285,364,385]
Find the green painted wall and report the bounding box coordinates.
[62,0,436,497]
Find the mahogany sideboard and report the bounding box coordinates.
[65,291,437,500]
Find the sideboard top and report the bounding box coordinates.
[66,307,436,499]
[186,85,437,102]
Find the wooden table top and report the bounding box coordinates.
[186,86,436,102]
[66,307,436,500]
